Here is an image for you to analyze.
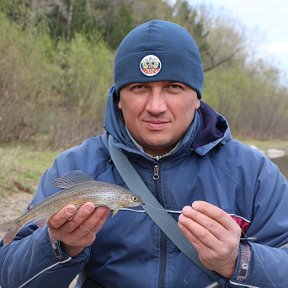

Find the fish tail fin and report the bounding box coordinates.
[0,219,23,246]
[112,208,119,217]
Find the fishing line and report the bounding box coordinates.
[119,204,182,214]
[118,197,278,287]
[121,205,278,287]
[143,202,183,213]
[240,230,278,288]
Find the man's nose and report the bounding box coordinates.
[146,88,167,114]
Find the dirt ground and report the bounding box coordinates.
[0,192,77,287]
[0,192,32,239]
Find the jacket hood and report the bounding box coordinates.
[104,85,231,156]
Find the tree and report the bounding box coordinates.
[203,13,246,72]
[172,0,210,60]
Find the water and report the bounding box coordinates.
[271,156,288,178]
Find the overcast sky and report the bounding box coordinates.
[187,0,288,80]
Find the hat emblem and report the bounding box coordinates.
[139,55,161,76]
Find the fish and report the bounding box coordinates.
[0,170,142,246]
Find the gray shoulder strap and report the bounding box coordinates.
[108,135,219,283]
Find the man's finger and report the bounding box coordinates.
[76,206,111,236]
[191,201,240,232]
[62,202,96,232]
[179,209,222,249]
[48,204,77,229]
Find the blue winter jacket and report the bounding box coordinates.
[1,86,288,288]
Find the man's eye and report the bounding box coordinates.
[129,85,146,91]
[167,84,184,91]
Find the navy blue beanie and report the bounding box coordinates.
[114,20,204,98]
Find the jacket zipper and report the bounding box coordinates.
[153,164,167,288]
[158,232,168,288]
[153,164,160,180]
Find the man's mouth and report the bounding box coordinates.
[144,119,169,130]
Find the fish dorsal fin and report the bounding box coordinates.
[53,170,94,189]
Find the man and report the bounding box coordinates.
[1,20,287,288]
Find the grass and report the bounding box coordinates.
[0,144,57,198]
[0,139,287,198]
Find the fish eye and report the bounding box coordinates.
[131,196,138,202]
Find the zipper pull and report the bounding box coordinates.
[153,165,160,180]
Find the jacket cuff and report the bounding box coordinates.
[230,242,251,285]
[48,228,66,260]
[47,227,91,261]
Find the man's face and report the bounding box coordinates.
[118,81,200,156]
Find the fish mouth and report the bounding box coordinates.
[141,202,147,205]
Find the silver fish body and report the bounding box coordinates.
[0,170,142,245]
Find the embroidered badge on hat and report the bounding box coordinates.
[139,55,161,77]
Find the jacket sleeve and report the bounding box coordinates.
[229,156,288,287]
[0,226,90,288]
[0,165,90,288]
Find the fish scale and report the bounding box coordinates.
[0,170,142,246]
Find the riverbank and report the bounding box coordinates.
[242,139,288,155]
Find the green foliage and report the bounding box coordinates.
[0,12,113,148]
[172,0,210,61]
[0,0,31,25]
[106,3,134,49]
[0,12,55,142]
[204,61,288,139]
[0,145,57,197]
[49,33,113,148]
[0,0,287,150]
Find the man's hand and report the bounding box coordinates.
[47,202,110,257]
[178,201,241,278]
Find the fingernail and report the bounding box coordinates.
[192,201,200,209]
[66,206,76,216]
[182,206,192,214]
[85,204,95,213]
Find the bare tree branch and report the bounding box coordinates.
[204,46,244,72]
